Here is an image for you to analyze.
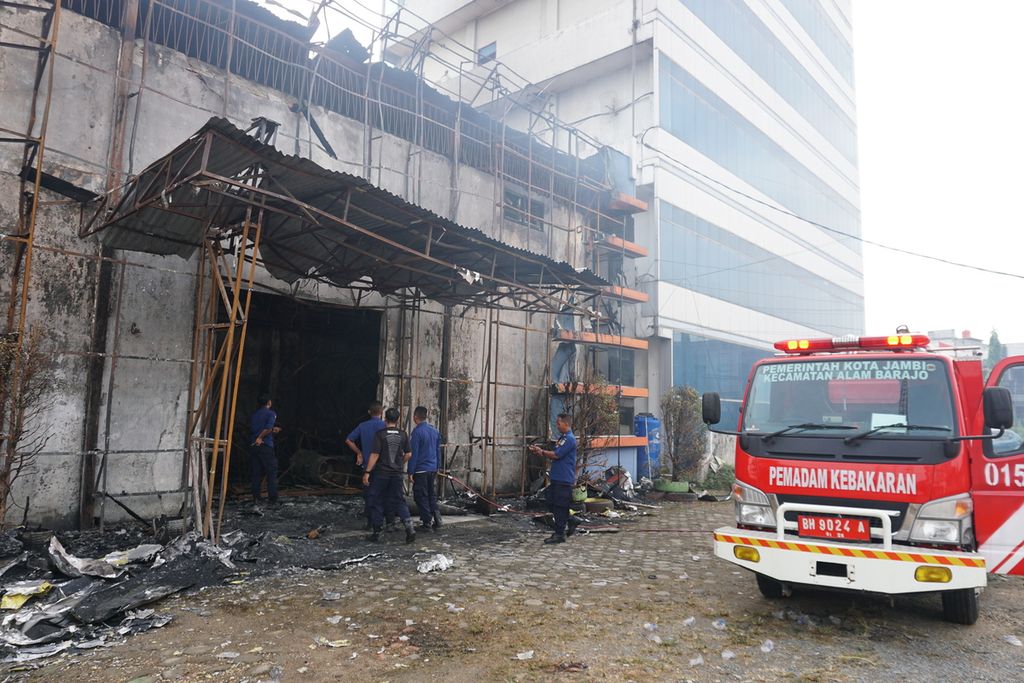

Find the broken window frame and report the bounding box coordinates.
[477,41,496,65]
[503,188,546,232]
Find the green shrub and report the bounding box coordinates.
[701,464,735,492]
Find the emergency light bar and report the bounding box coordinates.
[774,334,930,354]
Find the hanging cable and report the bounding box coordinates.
[642,141,1024,281]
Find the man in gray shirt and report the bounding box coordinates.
[362,407,416,543]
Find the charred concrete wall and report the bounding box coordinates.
[0,4,598,527]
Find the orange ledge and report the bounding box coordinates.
[598,235,648,258]
[551,383,649,398]
[609,192,648,213]
[601,286,649,303]
[554,329,649,350]
[588,435,648,449]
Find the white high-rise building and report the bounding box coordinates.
[390,0,863,421]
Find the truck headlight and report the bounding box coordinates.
[733,481,775,528]
[738,504,775,526]
[910,495,972,545]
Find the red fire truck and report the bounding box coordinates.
[702,332,1023,624]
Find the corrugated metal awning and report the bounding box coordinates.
[83,118,609,313]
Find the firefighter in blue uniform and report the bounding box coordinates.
[249,394,281,506]
[345,401,387,529]
[409,405,443,531]
[529,412,577,544]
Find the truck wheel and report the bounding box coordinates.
[755,573,786,599]
[940,588,979,625]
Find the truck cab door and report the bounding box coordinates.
[974,357,1024,574]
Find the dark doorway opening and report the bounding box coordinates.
[231,292,381,494]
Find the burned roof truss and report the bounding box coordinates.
[82,118,608,315]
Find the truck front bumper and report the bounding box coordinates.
[714,527,987,594]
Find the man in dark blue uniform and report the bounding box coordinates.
[409,405,442,532]
[346,402,387,529]
[529,412,577,544]
[249,395,280,506]
[362,408,416,544]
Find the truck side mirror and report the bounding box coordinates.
[702,392,721,425]
[983,386,1014,430]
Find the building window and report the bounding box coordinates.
[672,332,771,429]
[659,55,861,249]
[619,405,635,434]
[598,253,624,281]
[779,0,854,85]
[658,200,864,335]
[504,189,545,231]
[679,0,857,164]
[478,41,496,65]
[602,347,635,387]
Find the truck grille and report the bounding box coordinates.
[775,494,909,533]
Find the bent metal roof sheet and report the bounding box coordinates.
[83,118,608,313]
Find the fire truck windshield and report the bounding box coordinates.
[742,357,956,441]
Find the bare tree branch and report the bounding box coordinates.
[660,386,707,482]
[562,366,619,487]
[0,327,58,525]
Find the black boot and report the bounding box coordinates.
[432,510,443,529]
[366,527,382,542]
[543,532,566,545]
[404,520,416,544]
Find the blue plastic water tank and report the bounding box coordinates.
[633,413,661,480]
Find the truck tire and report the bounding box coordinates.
[941,588,979,625]
[755,573,786,599]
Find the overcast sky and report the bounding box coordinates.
[854,0,1024,344]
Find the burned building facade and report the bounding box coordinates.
[0,0,648,531]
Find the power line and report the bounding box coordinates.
[643,142,1024,281]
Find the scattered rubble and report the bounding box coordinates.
[0,495,403,667]
[0,474,676,673]
[0,580,52,610]
[416,555,453,573]
[48,537,125,580]
[14,494,1024,682]
[0,530,236,665]
[314,636,350,648]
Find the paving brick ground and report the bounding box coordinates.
[18,500,1024,682]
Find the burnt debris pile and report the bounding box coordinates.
[0,495,386,667]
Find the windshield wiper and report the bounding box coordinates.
[844,423,951,445]
[762,423,857,441]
